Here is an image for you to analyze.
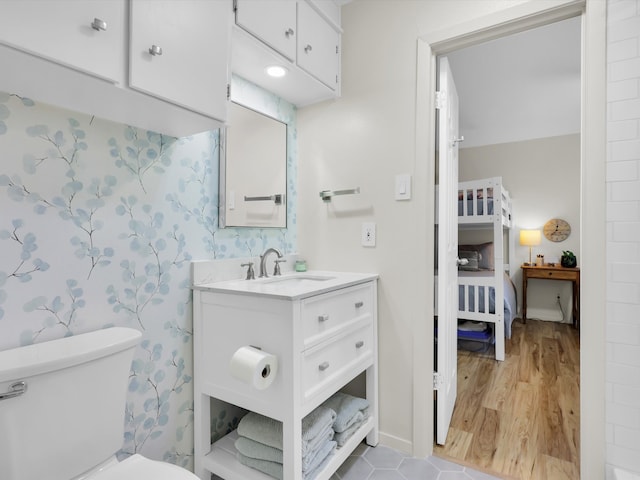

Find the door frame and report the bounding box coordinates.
[413,1,606,478]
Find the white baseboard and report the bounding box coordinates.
[377,431,413,455]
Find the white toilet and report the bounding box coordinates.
[0,327,200,480]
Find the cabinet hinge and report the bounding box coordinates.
[336,74,338,85]
[336,45,339,54]
[433,372,444,390]
[232,0,237,12]
[227,84,231,100]
[435,91,446,110]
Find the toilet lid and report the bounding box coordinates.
[89,454,199,480]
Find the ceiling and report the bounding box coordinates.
[445,16,582,148]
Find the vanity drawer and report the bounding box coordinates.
[301,283,373,350]
[301,322,374,402]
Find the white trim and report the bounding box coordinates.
[377,431,413,455]
[414,2,606,479]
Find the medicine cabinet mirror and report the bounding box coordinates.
[219,102,287,228]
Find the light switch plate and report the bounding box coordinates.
[362,222,376,247]
[395,174,411,200]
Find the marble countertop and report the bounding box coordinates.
[192,270,378,300]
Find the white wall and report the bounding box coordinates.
[296,0,566,452]
[606,0,640,476]
[459,134,581,322]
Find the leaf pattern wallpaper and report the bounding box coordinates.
[0,78,297,469]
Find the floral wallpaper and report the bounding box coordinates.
[0,79,296,469]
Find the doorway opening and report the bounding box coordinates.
[414,1,607,478]
[432,16,582,480]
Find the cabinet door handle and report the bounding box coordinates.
[318,314,329,322]
[285,28,295,38]
[91,18,107,32]
[355,340,365,349]
[355,301,364,308]
[318,362,330,371]
[304,44,313,53]
[149,44,163,56]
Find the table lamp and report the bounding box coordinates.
[520,229,541,265]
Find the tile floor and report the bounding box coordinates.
[211,443,503,479]
[332,443,502,480]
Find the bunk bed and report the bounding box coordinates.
[435,176,516,362]
[456,177,515,362]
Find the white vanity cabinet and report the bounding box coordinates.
[129,0,231,121]
[231,0,341,106]
[0,0,126,84]
[0,0,232,137]
[192,274,378,480]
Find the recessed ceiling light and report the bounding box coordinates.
[266,65,288,78]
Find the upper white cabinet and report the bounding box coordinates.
[232,0,342,107]
[0,0,126,84]
[235,0,297,61]
[0,0,232,137]
[296,1,340,90]
[129,0,231,120]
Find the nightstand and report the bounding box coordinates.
[521,264,580,329]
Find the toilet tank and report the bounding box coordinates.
[0,327,142,480]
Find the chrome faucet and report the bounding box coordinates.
[259,248,283,278]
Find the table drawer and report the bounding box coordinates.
[527,269,577,280]
[301,323,373,402]
[301,283,373,350]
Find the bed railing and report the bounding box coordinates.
[457,177,512,227]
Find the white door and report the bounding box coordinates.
[435,56,460,445]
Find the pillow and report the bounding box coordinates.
[476,242,495,270]
[458,242,494,270]
[458,250,480,271]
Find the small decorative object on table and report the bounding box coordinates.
[561,250,577,268]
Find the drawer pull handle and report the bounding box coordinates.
[149,44,163,56]
[355,340,365,349]
[318,314,329,322]
[318,362,330,371]
[91,18,107,32]
[355,301,364,308]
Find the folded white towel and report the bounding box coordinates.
[237,440,336,480]
[335,409,370,447]
[303,439,335,473]
[235,435,283,463]
[236,407,336,454]
[321,392,369,433]
[237,453,283,480]
[234,427,334,465]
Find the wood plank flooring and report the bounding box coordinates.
[434,319,580,480]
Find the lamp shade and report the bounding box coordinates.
[520,229,541,246]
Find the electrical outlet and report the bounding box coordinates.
[362,222,376,247]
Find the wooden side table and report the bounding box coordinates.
[521,264,580,328]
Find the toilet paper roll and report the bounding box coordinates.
[229,346,278,390]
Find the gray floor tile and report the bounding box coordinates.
[397,457,441,479]
[209,443,503,480]
[364,445,405,469]
[336,455,374,480]
[368,470,408,480]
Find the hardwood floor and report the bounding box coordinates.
[434,319,580,480]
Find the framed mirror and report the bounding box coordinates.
[219,102,287,228]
